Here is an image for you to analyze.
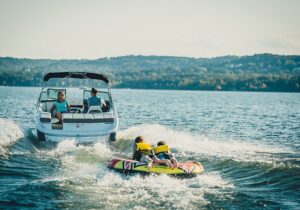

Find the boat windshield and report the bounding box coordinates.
[40,89,67,101]
[83,90,110,101]
[39,88,111,104]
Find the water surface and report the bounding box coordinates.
[0,87,299,209]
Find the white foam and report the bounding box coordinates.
[0,118,24,155]
[40,139,113,183]
[116,124,294,164]
[37,123,294,208]
[38,129,235,209]
[41,139,112,160]
[51,168,233,209]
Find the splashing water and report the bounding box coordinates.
[1,88,300,209]
[0,118,24,156]
[116,124,296,167]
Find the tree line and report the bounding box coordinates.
[0,54,299,92]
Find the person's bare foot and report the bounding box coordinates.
[165,160,172,169]
[173,161,177,169]
[147,160,153,170]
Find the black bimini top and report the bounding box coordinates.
[43,72,109,83]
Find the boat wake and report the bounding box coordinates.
[1,120,299,209]
[41,142,233,209]
[115,124,297,168]
[0,118,24,156]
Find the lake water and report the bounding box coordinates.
[0,87,299,209]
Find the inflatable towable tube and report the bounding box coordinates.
[107,158,204,178]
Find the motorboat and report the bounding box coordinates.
[34,72,118,142]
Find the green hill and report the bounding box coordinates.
[0,54,299,92]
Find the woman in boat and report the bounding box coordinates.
[154,141,178,169]
[50,91,70,123]
[133,136,172,168]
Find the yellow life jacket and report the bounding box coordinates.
[136,143,152,155]
[153,145,170,155]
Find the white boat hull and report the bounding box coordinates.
[34,72,119,143]
[35,112,118,142]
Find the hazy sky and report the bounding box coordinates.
[0,0,299,59]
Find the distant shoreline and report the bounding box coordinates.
[1,85,299,93]
[1,54,299,92]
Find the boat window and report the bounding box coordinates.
[47,89,66,100]
[83,90,110,101]
[40,91,49,101]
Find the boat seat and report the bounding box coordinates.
[84,114,93,119]
[92,114,104,119]
[41,103,47,112]
[40,112,51,123]
[72,113,85,119]
[41,101,55,112]
[87,106,102,113]
[62,113,114,123]
[103,112,113,118]
[51,118,60,124]
[62,113,73,119]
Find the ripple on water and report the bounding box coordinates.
[1,88,300,209]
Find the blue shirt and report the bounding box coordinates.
[88,96,101,107]
[54,100,69,113]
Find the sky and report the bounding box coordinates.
[0,0,299,59]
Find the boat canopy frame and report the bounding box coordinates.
[38,72,113,110]
[43,72,109,83]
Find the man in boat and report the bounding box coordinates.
[50,91,70,123]
[133,136,172,168]
[87,88,106,110]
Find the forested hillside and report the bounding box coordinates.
[0,54,299,92]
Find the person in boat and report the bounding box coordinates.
[154,141,178,169]
[133,136,172,168]
[50,91,70,123]
[87,88,106,110]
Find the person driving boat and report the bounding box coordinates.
[88,88,106,109]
